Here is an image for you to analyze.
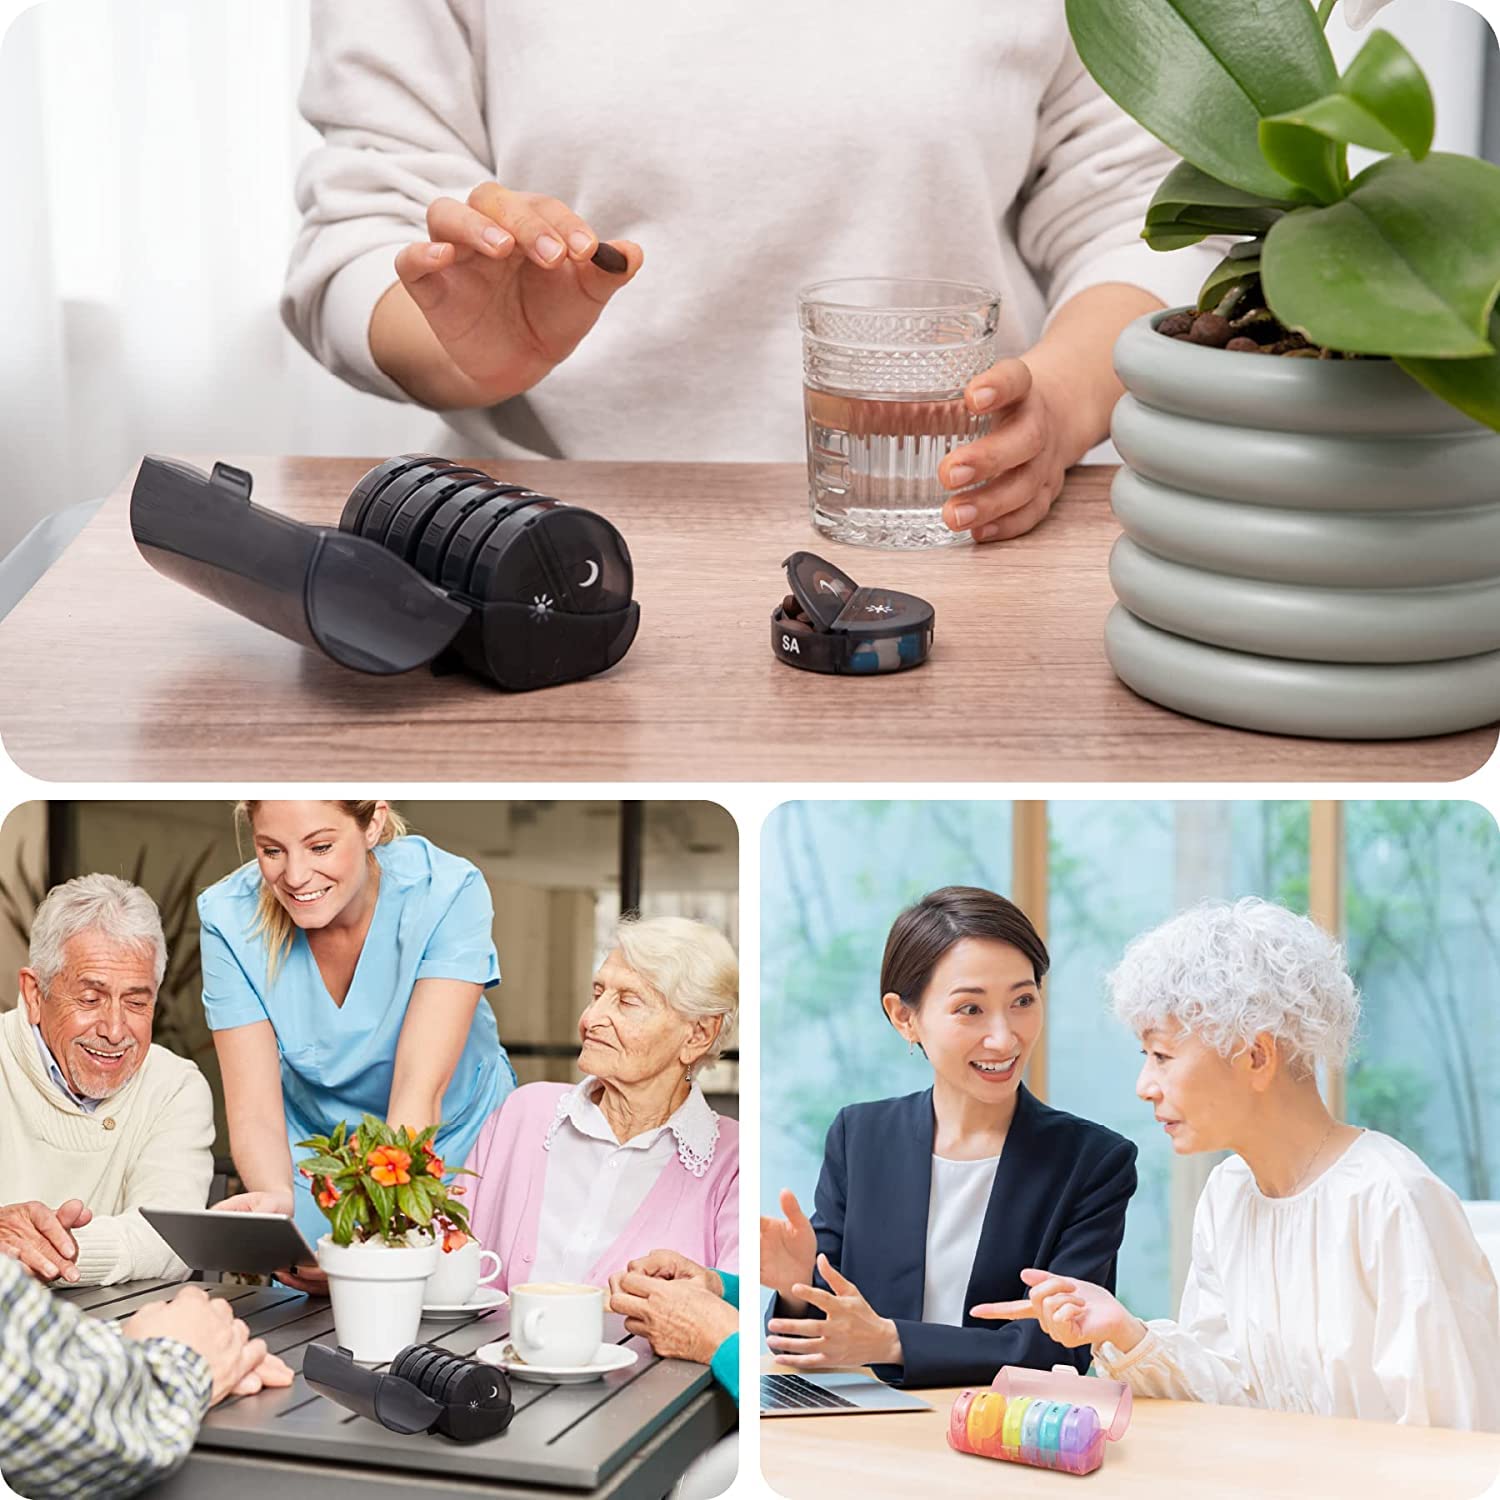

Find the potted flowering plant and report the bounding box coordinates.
[298,1116,474,1360]
[1066,0,1500,740]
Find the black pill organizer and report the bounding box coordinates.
[772,551,935,674]
[129,454,639,691]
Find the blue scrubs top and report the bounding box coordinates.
[197,835,515,1244]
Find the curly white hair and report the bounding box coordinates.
[1108,897,1360,1076]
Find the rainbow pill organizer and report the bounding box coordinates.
[948,1365,1132,1476]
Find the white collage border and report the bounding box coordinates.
[1,0,1498,1494]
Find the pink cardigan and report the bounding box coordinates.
[463,1082,739,1289]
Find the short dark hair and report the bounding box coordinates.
[880,887,1049,1015]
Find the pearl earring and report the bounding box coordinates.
[908,1039,915,1056]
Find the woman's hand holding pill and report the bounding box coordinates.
[373,182,642,410]
[971,1267,1147,1353]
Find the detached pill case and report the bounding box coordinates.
[948,1364,1132,1476]
[129,454,640,691]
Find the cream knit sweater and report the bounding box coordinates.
[282,0,1220,463]
[0,1004,214,1286]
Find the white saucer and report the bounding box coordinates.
[476,1339,639,1384]
[421,1287,509,1320]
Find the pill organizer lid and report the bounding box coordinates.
[783,551,862,633]
[131,456,471,675]
[989,1365,1132,1441]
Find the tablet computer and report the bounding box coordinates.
[141,1208,319,1274]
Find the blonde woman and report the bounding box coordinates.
[199,801,512,1259]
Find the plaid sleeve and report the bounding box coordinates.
[0,1257,212,1499]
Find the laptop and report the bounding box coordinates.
[761,1370,933,1417]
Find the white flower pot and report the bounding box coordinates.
[317,1234,440,1362]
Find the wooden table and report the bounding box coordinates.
[53,1278,734,1498]
[1,457,1492,781]
[759,1360,1500,1500]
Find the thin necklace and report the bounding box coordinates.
[1288,1117,1338,1196]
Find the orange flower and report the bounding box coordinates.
[449,1185,467,1197]
[366,1145,412,1186]
[317,1177,341,1209]
[424,1155,446,1177]
[443,1229,469,1253]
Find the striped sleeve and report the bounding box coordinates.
[0,1257,212,1499]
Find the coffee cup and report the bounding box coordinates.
[424,1238,503,1306]
[509,1282,604,1367]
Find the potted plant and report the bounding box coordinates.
[1066,0,1500,739]
[298,1116,474,1361]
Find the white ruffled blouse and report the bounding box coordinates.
[531,1076,721,1285]
[1093,1131,1500,1431]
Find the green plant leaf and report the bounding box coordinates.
[1257,119,1347,201]
[1398,312,1500,430]
[330,1121,348,1151]
[299,1154,346,1178]
[1065,0,1336,200]
[397,1184,432,1226]
[1198,251,1262,311]
[1260,30,1434,165]
[331,1190,358,1245]
[367,1178,395,1233]
[1262,154,1500,357]
[1143,161,1298,250]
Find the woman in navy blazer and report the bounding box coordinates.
[762,886,1138,1389]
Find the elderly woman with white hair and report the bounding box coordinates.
[465,915,739,1287]
[976,897,1500,1432]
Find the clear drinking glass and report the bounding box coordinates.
[799,277,1002,549]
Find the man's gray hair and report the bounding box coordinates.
[28,874,168,992]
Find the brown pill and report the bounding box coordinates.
[590,243,628,274]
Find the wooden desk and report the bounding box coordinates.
[758,1360,1500,1500]
[1,458,1492,781]
[53,1278,734,1499]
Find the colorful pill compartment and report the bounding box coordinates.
[947,1364,1131,1476]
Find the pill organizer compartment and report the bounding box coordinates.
[947,1364,1131,1476]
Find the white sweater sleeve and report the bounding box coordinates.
[280,0,494,402]
[1366,1177,1500,1432]
[1092,1192,1258,1406]
[72,1066,216,1287]
[1015,36,1224,320]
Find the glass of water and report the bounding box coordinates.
[799,277,1002,549]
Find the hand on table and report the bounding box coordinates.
[621,1248,723,1299]
[759,1189,817,1305]
[938,359,1076,544]
[765,1253,901,1369]
[213,1190,326,1294]
[387,182,643,407]
[123,1285,295,1405]
[608,1270,737,1365]
[971,1267,1146,1352]
[0,1198,92,1283]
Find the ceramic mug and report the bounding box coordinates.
[509,1282,604,1367]
[424,1238,503,1306]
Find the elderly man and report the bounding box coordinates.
[0,873,213,1286]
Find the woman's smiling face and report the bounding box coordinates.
[577,947,697,1086]
[250,801,381,931]
[893,937,1044,1103]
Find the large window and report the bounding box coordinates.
[761,799,1497,1331]
[1344,801,1499,1202]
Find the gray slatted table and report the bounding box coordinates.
[56,1279,736,1498]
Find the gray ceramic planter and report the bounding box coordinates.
[1105,311,1500,739]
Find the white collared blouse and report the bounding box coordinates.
[531,1076,723,1285]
